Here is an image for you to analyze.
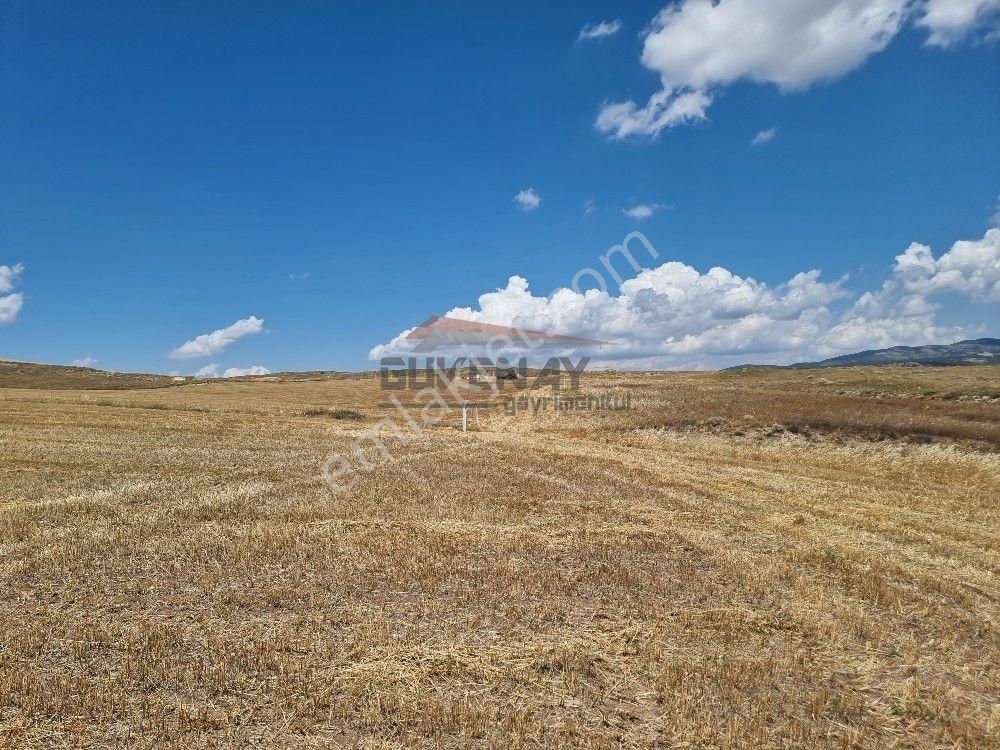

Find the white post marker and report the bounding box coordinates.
[462,403,468,432]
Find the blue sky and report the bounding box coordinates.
[1,1,998,372]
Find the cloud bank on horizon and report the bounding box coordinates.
[371,228,1000,369]
[193,363,272,378]
[596,0,1000,139]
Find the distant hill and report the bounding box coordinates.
[0,360,186,390]
[730,338,1000,370]
[0,359,370,390]
[5,339,999,390]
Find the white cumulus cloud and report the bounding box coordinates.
[578,19,623,42]
[595,1,998,139]
[0,294,22,325]
[514,188,541,211]
[72,357,98,368]
[0,263,25,325]
[0,263,23,294]
[892,229,1000,301]
[597,0,908,139]
[169,316,265,359]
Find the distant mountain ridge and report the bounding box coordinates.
[731,338,1000,370]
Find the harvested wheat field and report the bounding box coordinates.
[1,365,998,749]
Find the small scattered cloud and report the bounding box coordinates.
[287,271,311,281]
[194,363,220,377]
[0,263,24,325]
[752,126,777,145]
[169,316,265,359]
[578,19,623,42]
[583,199,597,216]
[623,203,666,220]
[514,188,541,211]
[72,357,98,368]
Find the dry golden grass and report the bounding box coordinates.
[1,366,998,748]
